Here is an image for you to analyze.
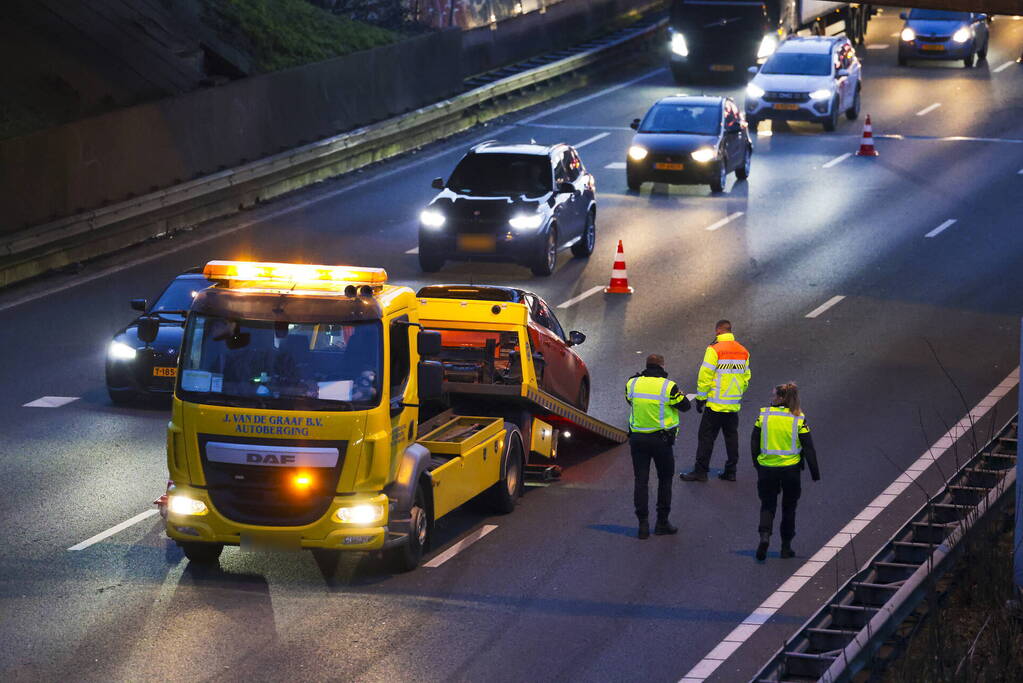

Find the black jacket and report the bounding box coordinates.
[751,423,820,481]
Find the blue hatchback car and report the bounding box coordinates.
[898,10,989,68]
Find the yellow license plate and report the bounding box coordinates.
[457,234,496,252]
[654,162,684,171]
[921,43,945,51]
[773,103,800,111]
[710,64,734,72]
[152,366,177,377]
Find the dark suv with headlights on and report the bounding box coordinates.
[627,95,752,194]
[418,141,597,276]
[106,269,213,404]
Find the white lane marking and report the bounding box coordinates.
[678,367,1020,682]
[822,152,852,168]
[423,524,498,568]
[68,509,160,551]
[23,396,79,408]
[557,285,604,309]
[1018,168,1023,174]
[405,246,419,254]
[925,218,957,238]
[757,118,773,137]
[605,161,626,169]
[916,102,942,116]
[866,43,890,50]
[573,132,611,148]
[705,212,744,232]
[993,60,1014,73]
[804,295,846,318]
[0,69,664,315]
[524,123,633,131]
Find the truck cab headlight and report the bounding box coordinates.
[168,495,208,516]
[952,26,971,43]
[690,147,717,163]
[419,208,446,228]
[746,83,765,99]
[335,503,385,525]
[670,32,689,57]
[108,341,137,360]
[809,89,833,100]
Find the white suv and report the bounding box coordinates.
[744,36,862,132]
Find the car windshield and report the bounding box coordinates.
[639,104,720,135]
[179,316,382,411]
[152,278,212,312]
[761,52,832,76]
[908,9,970,21]
[446,153,552,197]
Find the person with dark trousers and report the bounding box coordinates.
[752,382,820,561]
[625,354,691,539]
[681,320,751,482]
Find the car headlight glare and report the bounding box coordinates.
[809,89,833,100]
[334,503,385,525]
[900,27,916,42]
[628,145,648,161]
[757,34,778,60]
[952,26,970,43]
[168,495,208,516]
[670,32,689,57]
[419,208,446,228]
[508,213,544,230]
[746,83,765,99]
[690,147,717,163]
[108,341,137,360]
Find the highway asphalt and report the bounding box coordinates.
[1,11,1022,683]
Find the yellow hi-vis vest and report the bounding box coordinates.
[626,376,681,433]
[755,407,809,467]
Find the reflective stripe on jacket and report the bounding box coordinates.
[626,376,682,433]
[754,407,809,467]
[696,333,750,413]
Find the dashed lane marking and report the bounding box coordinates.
[1018,168,1023,174]
[405,246,419,254]
[925,218,957,238]
[605,161,626,169]
[523,123,633,131]
[68,509,160,551]
[804,295,846,319]
[518,67,663,124]
[822,152,852,168]
[23,396,79,408]
[705,212,744,232]
[678,367,1020,682]
[916,102,942,116]
[573,132,611,148]
[423,524,498,568]
[993,60,1015,73]
[866,43,889,49]
[557,285,604,309]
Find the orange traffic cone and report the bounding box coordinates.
[604,240,634,294]
[856,115,878,157]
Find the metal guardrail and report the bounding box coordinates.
[0,15,666,272]
[752,416,1018,682]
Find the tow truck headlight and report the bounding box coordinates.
[628,145,648,161]
[168,495,208,516]
[670,32,689,57]
[809,89,833,100]
[746,83,765,99]
[690,147,717,163]
[757,34,778,60]
[508,213,544,230]
[335,503,386,525]
[952,26,971,43]
[108,341,137,360]
[419,208,446,228]
[900,27,916,42]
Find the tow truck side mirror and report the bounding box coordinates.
[431,177,445,190]
[131,298,147,312]
[417,361,444,400]
[417,329,442,357]
[630,119,640,130]
[568,330,586,347]
[137,317,159,344]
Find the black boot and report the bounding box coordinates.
[756,532,771,561]
[780,540,795,558]
[638,520,650,539]
[654,519,678,535]
[680,471,708,482]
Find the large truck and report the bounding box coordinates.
[159,260,624,571]
[667,0,872,83]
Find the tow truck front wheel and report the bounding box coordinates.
[486,425,524,514]
[179,541,224,564]
[389,483,431,572]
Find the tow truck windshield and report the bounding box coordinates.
[178,316,382,410]
[446,153,552,197]
[639,104,720,135]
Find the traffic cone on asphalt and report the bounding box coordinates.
[604,240,634,294]
[856,115,879,157]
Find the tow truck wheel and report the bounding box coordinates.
[179,541,224,564]
[571,210,596,258]
[389,483,430,572]
[486,425,524,514]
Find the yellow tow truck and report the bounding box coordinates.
[163,260,624,570]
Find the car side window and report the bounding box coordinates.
[389,316,411,404]
[567,149,583,180]
[542,303,567,341]
[553,155,569,185]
